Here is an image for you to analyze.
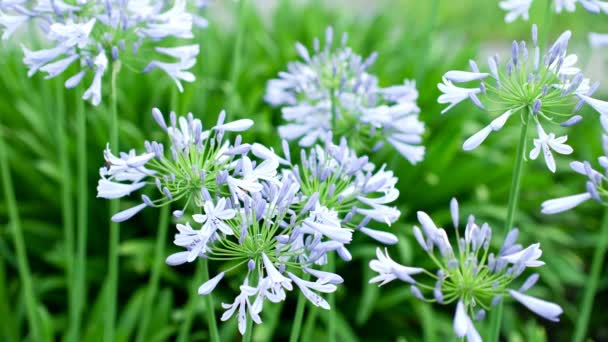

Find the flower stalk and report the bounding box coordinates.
[573,208,608,342]
[104,60,122,342]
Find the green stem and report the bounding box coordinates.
[289,275,309,342]
[301,302,319,341]
[177,262,204,342]
[415,0,440,81]
[489,110,530,341]
[104,60,122,342]
[57,80,77,342]
[73,81,88,342]
[227,0,247,120]
[202,258,220,342]
[135,206,170,342]
[0,124,41,341]
[573,209,608,342]
[327,254,336,342]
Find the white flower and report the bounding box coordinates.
[82,51,108,106]
[0,10,27,40]
[500,243,545,267]
[578,94,608,116]
[463,110,513,151]
[529,124,573,173]
[444,70,489,83]
[437,77,481,114]
[192,198,236,235]
[221,280,262,335]
[198,272,225,295]
[302,204,353,244]
[509,289,563,322]
[589,32,608,48]
[541,192,593,214]
[453,300,482,342]
[111,203,148,223]
[369,247,424,285]
[97,179,146,199]
[287,272,336,310]
[499,0,533,22]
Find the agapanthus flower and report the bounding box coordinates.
[0,0,203,105]
[541,115,608,214]
[166,173,342,335]
[265,26,425,164]
[589,32,608,48]
[439,24,605,172]
[499,0,608,23]
[370,198,563,340]
[97,108,277,222]
[270,136,401,263]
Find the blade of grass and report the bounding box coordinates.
[135,206,170,342]
[73,81,88,342]
[0,124,42,342]
[55,79,77,342]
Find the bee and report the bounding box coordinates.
[104,160,114,170]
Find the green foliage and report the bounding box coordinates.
[1,0,607,341]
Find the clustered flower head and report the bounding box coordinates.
[542,115,608,214]
[499,0,608,23]
[265,26,425,165]
[282,136,401,262]
[0,0,204,105]
[97,108,267,222]
[369,198,563,341]
[439,24,607,172]
[98,107,404,334]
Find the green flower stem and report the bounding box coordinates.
[135,205,170,342]
[227,0,247,120]
[302,302,319,341]
[202,258,220,342]
[0,124,41,342]
[289,273,310,342]
[73,81,88,342]
[243,315,254,342]
[56,79,77,342]
[573,208,608,342]
[489,109,531,341]
[104,60,122,342]
[327,253,336,342]
[177,262,204,342]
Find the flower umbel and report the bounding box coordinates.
[439,24,605,172]
[499,0,608,23]
[97,108,270,222]
[369,198,563,340]
[0,0,203,105]
[265,26,425,164]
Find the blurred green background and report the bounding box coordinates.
[1,0,608,340]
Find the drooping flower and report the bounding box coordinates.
[97,108,273,222]
[541,115,608,214]
[500,0,608,22]
[369,198,563,340]
[0,0,205,105]
[439,24,603,172]
[265,26,425,164]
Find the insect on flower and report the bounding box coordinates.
[369,198,563,341]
